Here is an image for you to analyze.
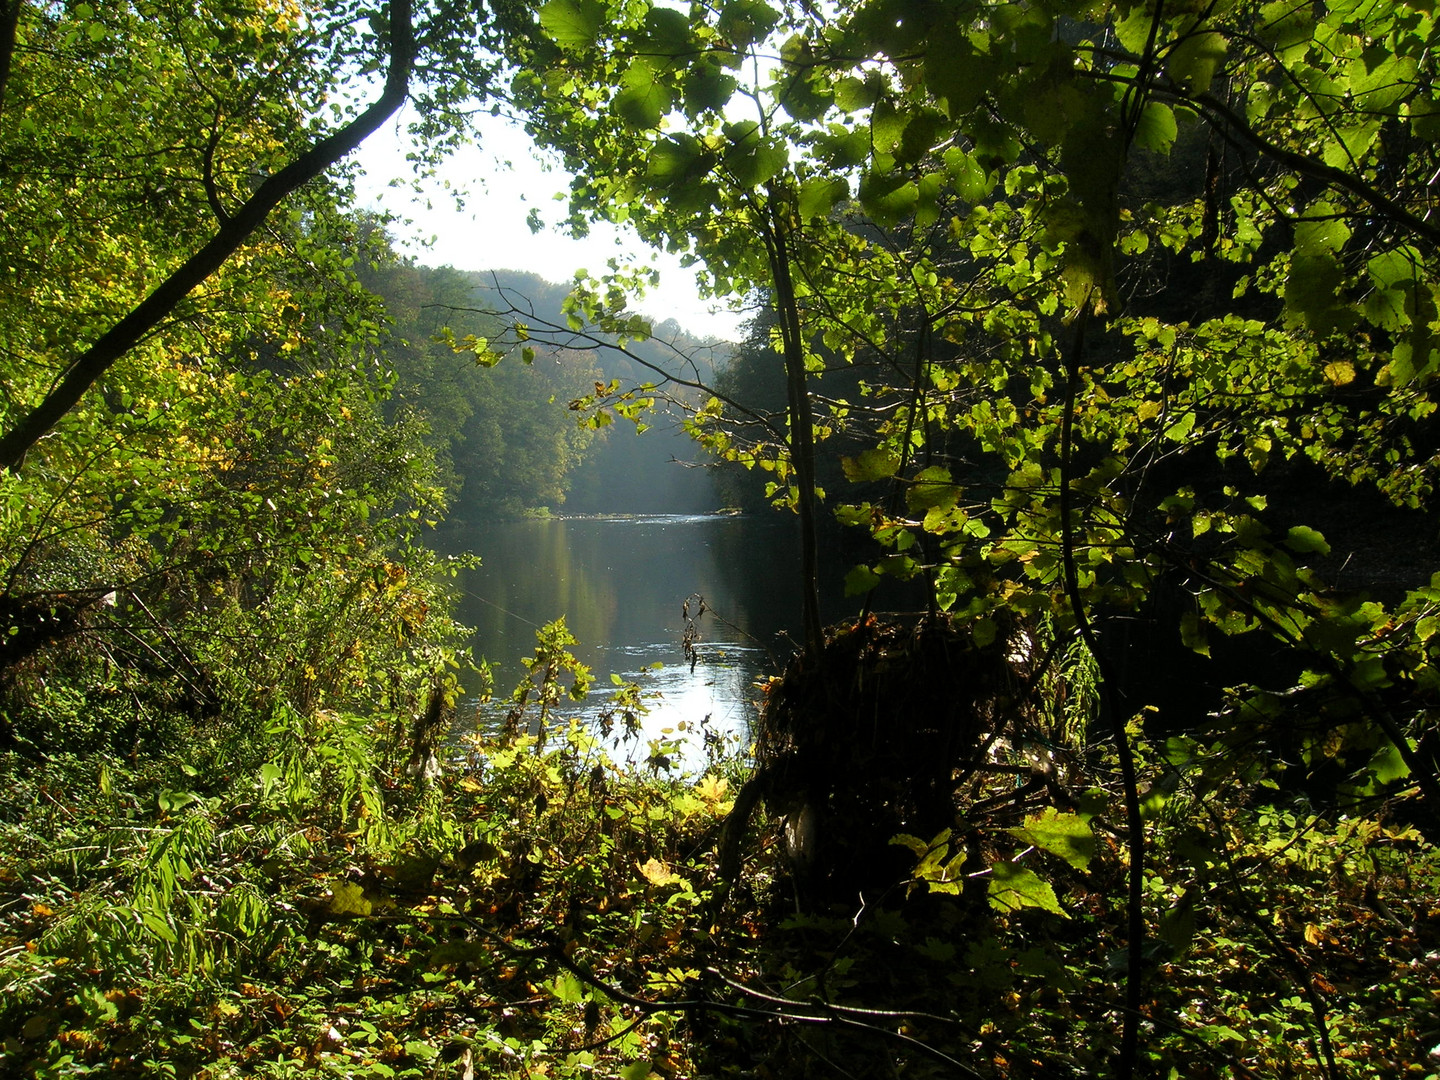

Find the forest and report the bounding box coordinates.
[2,0,1439,1078]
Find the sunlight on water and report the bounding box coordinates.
[441,514,805,771]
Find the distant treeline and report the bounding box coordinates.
[359,258,732,520]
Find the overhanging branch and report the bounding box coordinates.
[0,0,417,472]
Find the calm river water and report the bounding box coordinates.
[438,514,818,765]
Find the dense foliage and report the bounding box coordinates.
[503,0,1440,1074]
[3,0,1440,1078]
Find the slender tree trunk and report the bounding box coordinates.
[762,190,824,658]
[0,0,416,472]
[0,0,21,113]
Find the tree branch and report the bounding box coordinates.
[0,0,417,472]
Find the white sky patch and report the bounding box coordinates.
[350,107,749,342]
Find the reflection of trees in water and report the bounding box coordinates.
[451,517,804,688]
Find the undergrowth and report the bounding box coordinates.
[1,649,1438,1079]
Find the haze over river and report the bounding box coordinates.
[438,514,831,766]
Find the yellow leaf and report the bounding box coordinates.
[695,775,729,803]
[638,857,678,886]
[327,881,372,917]
[1323,360,1355,386]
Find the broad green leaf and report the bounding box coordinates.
[1284,253,1352,333]
[859,172,918,227]
[717,0,777,48]
[1158,889,1197,953]
[944,147,993,202]
[842,447,900,482]
[1322,120,1380,168]
[1284,525,1331,556]
[683,62,737,116]
[615,59,674,129]
[844,564,882,595]
[798,177,850,220]
[907,465,955,512]
[427,941,489,968]
[1370,741,1411,784]
[1167,32,1228,94]
[549,971,587,1004]
[538,0,606,51]
[1323,360,1355,386]
[925,42,991,117]
[988,861,1068,917]
[1180,612,1211,658]
[1368,247,1421,291]
[647,135,712,186]
[1007,808,1095,871]
[1132,102,1177,154]
[1294,210,1351,255]
[641,6,692,58]
[1163,412,1196,442]
[723,134,788,187]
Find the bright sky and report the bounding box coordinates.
[350,108,749,342]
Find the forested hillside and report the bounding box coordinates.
[355,257,730,518]
[3,0,1440,1078]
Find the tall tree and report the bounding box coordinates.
[510,0,1440,1072]
[0,0,504,471]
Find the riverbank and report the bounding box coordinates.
[3,669,1437,1078]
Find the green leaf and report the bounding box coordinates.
[683,61,738,116]
[404,1041,439,1062]
[717,0,777,48]
[538,0,606,51]
[971,616,998,648]
[859,172,919,227]
[1284,525,1331,556]
[943,147,993,202]
[615,59,674,129]
[1284,254,1352,333]
[1133,102,1177,154]
[619,1063,654,1080]
[1162,412,1196,442]
[648,135,712,187]
[549,971,587,1004]
[1007,808,1095,871]
[925,41,991,117]
[798,177,850,221]
[988,861,1068,917]
[1370,741,1410,784]
[1179,611,1211,658]
[723,126,788,187]
[1294,210,1351,255]
[1167,32,1227,94]
[906,465,955,512]
[844,564,882,595]
[1158,889,1197,953]
[641,6,692,57]
[141,909,178,943]
[841,447,900,482]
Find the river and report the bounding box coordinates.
[437,514,815,767]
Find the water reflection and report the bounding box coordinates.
[435,514,809,765]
